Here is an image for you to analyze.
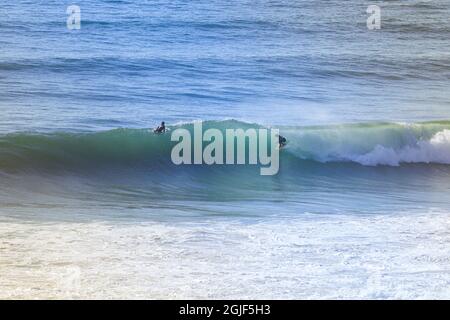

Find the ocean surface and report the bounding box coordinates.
[1,0,450,299]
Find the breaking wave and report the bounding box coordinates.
[1,120,450,173]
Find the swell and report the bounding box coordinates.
[3,56,450,81]
[284,120,450,166]
[1,120,450,174]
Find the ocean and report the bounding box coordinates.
[1,0,450,299]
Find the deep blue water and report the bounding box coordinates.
[1,0,449,133]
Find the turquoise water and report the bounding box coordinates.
[1,1,450,298]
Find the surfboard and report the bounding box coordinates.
[152,128,170,134]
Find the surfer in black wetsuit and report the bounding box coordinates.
[154,121,166,133]
[278,134,287,148]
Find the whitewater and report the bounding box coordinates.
[1,122,450,299]
[1,120,450,172]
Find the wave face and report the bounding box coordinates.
[2,120,450,218]
[1,120,450,174]
[0,127,173,172]
[285,121,450,166]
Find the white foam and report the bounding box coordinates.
[1,212,450,299]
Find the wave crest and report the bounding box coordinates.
[283,121,450,166]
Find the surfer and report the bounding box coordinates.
[154,121,166,134]
[278,134,287,148]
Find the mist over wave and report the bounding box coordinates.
[1,120,450,170]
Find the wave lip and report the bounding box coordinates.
[283,121,450,166]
